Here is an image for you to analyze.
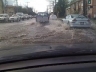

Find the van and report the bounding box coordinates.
[36,12,49,23]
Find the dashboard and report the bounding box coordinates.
[0,55,96,72]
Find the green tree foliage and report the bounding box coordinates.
[53,0,69,17]
[14,6,36,15]
[70,0,78,4]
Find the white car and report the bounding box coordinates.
[0,14,9,22]
[29,15,32,19]
[24,14,29,19]
[16,12,25,20]
[9,14,21,22]
[50,14,57,20]
[62,14,91,28]
[36,12,49,23]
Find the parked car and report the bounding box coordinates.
[36,12,49,23]
[16,12,25,20]
[24,14,29,19]
[9,14,21,22]
[50,14,57,20]
[28,15,32,19]
[0,14,9,22]
[33,15,36,18]
[62,14,91,28]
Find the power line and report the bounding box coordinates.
[3,0,8,13]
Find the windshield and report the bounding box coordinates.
[0,0,96,62]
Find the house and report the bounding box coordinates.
[88,0,96,18]
[70,0,83,14]
[5,5,15,16]
[0,0,15,15]
[66,7,71,15]
[66,0,96,18]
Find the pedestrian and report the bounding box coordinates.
[94,14,96,19]
[88,13,91,19]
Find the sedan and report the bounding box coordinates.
[9,14,21,22]
[62,14,91,28]
[0,14,9,23]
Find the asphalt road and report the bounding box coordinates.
[0,18,96,49]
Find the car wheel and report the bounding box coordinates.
[67,21,69,24]
[17,19,19,22]
[9,20,11,23]
[4,19,7,23]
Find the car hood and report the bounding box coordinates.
[0,43,96,64]
[0,17,5,18]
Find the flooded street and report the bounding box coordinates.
[0,18,96,48]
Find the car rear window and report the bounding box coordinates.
[37,13,48,16]
[71,14,86,18]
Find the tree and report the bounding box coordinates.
[70,0,78,4]
[14,6,36,15]
[14,6,22,13]
[53,0,69,17]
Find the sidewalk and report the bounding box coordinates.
[91,19,96,29]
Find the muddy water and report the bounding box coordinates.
[0,19,96,48]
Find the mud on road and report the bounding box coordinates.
[0,19,96,48]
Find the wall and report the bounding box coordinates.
[0,0,3,14]
[92,0,96,18]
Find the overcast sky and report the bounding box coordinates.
[18,0,49,12]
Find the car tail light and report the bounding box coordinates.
[73,19,77,21]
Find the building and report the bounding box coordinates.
[66,7,71,15]
[66,0,96,18]
[66,0,83,15]
[5,5,15,16]
[0,0,4,14]
[0,0,15,14]
[88,0,96,18]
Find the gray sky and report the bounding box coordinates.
[3,0,49,12]
[18,0,49,12]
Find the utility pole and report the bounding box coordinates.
[55,0,56,5]
[47,5,48,13]
[16,0,18,6]
[83,0,87,16]
[1,0,4,13]
[26,2,29,8]
[4,0,8,13]
[15,0,18,12]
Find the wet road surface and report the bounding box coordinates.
[0,18,96,48]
